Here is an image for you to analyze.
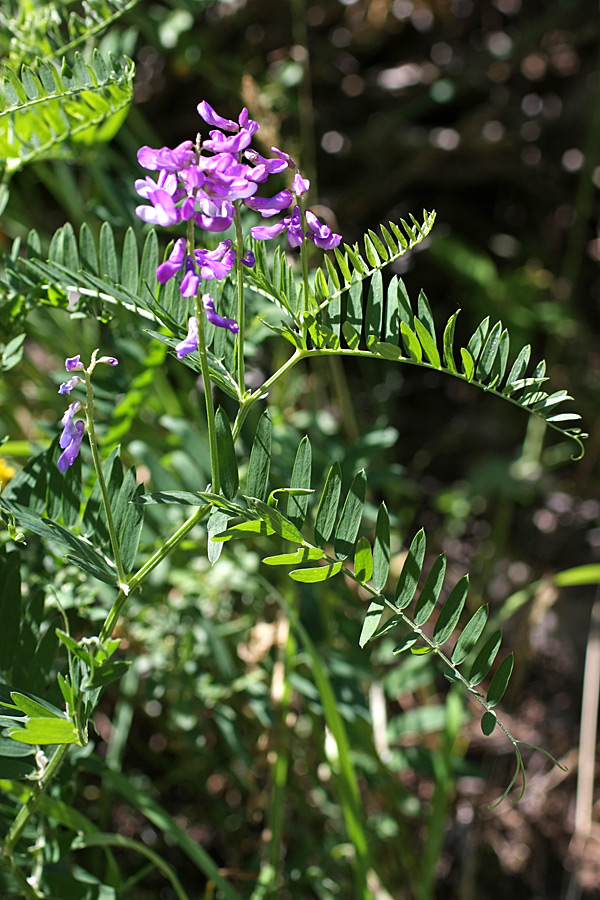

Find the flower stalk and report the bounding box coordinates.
[234,202,246,395]
[83,370,128,590]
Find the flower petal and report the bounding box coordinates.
[202,294,239,333]
[157,238,187,284]
[250,221,288,241]
[175,317,199,359]
[197,101,238,132]
[244,189,293,217]
[57,421,85,473]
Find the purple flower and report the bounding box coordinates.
[98,356,119,366]
[197,102,238,132]
[244,150,290,183]
[57,401,84,473]
[197,102,258,136]
[190,153,258,200]
[305,210,342,250]
[194,241,236,280]
[58,376,82,395]
[286,205,304,248]
[202,294,239,333]
[194,213,233,233]
[250,220,288,242]
[175,317,199,359]
[137,141,195,172]
[270,147,296,168]
[157,238,187,284]
[135,170,178,200]
[292,173,310,196]
[244,189,293,217]
[180,257,201,297]
[65,355,84,371]
[202,129,253,155]
[157,239,241,296]
[135,188,181,227]
[250,204,304,248]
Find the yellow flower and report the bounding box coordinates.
[0,458,16,489]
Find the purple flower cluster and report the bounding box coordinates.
[135,101,342,353]
[56,353,119,472]
[58,401,85,473]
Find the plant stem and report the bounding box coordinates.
[232,349,303,440]
[234,204,246,395]
[194,295,221,493]
[84,374,128,589]
[266,611,294,894]
[99,504,211,642]
[299,211,311,346]
[3,744,70,858]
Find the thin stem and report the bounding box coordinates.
[266,612,294,889]
[1,857,40,900]
[234,204,246,394]
[3,744,70,858]
[185,210,220,493]
[299,210,311,347]
[99,504,211,642]
[84,374,128,589]
[232,349,304,441]
[194,297,221,493]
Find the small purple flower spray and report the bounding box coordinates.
[134,99,342,492]
[56,350,128,591]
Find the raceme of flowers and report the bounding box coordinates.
[56,353,119,472]
[135,100,342,354]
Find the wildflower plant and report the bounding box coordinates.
[0,92,587,900]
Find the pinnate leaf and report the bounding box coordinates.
[395,529,426,609]
[314,462,342,546]
[469,630,502,686]
[451,605,488,665]
[486,652,514,707]
[334,469,367,560]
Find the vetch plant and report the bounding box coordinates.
[0,95,587,900]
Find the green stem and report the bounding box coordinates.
[194,297,221,493]
[2,857,40,900]
[266,613,294,891]
[232,349,304,440]
[99,504,210,642]
[234,205,246,395]
[299,210,311,346]
[3,744,70,859]
[84,374,128,589]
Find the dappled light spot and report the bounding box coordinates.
[562,148,584,173]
